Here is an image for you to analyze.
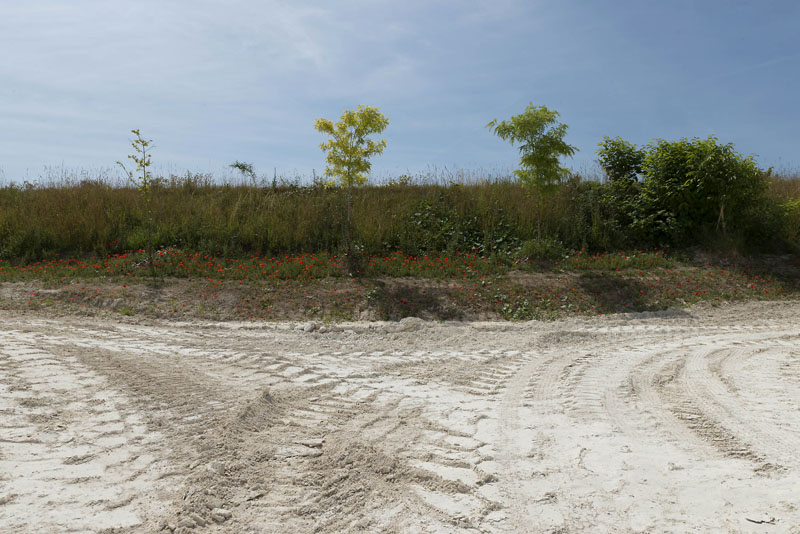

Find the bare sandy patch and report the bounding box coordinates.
[1,300,799,533]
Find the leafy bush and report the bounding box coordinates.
[597,137,645,243]
[639,136,767,245]
[597,136,644,183]
[781,198,800,245]
[395,195,519,255]
[597,135,772,248]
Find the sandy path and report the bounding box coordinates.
[1,301,799,533]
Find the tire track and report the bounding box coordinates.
[3,301,800,533]
[18,321,498,532]
[0,331,172,534]
[665,333,800,466]
[495,319,800,533]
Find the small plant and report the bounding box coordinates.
[386,174,413,187]
[117,129,157,282]
[488,103,577,241]
[314,105,389,272]
[230,161,257,185]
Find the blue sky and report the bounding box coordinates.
[1,0,798,183]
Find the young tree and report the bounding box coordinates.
[116,129,157,282]
[314,105,389,269]
[487,103,577,241]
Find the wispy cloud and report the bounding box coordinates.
[713,52,800,81]
[0,0,798,180]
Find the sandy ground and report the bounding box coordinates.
[1,301,799,533]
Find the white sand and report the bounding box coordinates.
[1,300,799,533]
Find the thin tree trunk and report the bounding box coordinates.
[146,201,157,284]
[346,187,352,258]
[144,145,156,284]
[537,188,542,242]
[717,199,726,235]
[343,186,359,275]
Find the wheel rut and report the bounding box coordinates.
[2,301,800,533]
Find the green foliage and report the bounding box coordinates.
[487,102,577,240]
[638,136,766,244]
[597,138,646,244]
[116,129,158,279]
[597,135,773,249]
[315,105,389,270]
[314,105,389,188]
[398,197,477,254]
[385,174,413,187]
[597,136,644,183]
[487,103,577,194]
[0,171,796,263]
[116,129,154,197]
[557,178,622,251]
[781,198,800,245]
[396,196,519,255]
[230,161,256,183]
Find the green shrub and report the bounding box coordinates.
[597,135,773,249]
[642,137,767,246]
[597,137,645,243]
[597,136,644,183]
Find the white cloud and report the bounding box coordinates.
[0,0,796,180]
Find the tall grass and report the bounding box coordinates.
[768,171,800,199]
[1,171,798,261]
[767,172,800,245]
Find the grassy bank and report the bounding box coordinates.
[1,170,798,321]
[1,172,798,261]
[1,249,796,322]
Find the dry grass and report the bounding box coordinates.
[0,171,797,261]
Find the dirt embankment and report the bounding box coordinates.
[1,300,799,533]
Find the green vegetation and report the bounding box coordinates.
[0,105,797,267]
[597,135,775,249]
[0,170,797,263]
[116,129,157,281]
[314,105,389,266]
[229,161,257,185]
[488,103,577,241]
